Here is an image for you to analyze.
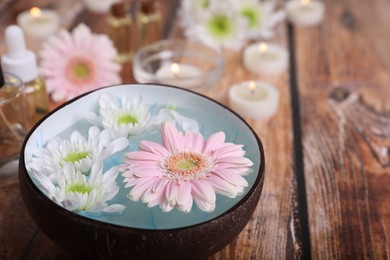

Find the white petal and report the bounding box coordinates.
[103,204,126,213]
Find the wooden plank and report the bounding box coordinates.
[0,176,38,259]
[0,1,299,259]
[293,0,390,258]
[168,9,299,258]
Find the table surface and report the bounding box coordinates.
[1,0,390,259]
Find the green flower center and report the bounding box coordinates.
[164,152,211,181]
[207,15,233,38]
[63,151,89,163]
[117,114,138,126]
[176,158,198,171]
[200,0,210,8]
[240,8,259,28]
[67,183,92,194]
[73,62,90,80]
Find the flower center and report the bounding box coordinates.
[117,114,138,126]
[200,0,209,8]
[63,151,90,163]
[240,8,259,28]
[207,15,233,38]
[67,183,92,194]
[162,152,213,181]
[74,63,90,78]
[66,57,94,84]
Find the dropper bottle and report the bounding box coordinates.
[137,0,163,48]
[108,1,135,63]
[1,25,49,129]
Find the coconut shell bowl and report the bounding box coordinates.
[19,84,265,259]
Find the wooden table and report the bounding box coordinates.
[1,0,389,259]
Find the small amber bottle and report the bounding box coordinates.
[108,1,135,63]
[137,0,163,48]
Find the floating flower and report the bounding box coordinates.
[27,126,128,178]
[84,92,199,138]
[32,162,125,213]
[40,23,121,102]
[120,122,253,213]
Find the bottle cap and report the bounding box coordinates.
[140,0,157,14]
[1,25,38,83]
[110,1,130,17]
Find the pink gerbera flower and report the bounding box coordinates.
[40,23,121,102]
[120,122,253,213]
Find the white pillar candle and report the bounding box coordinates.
[155,62,203,89]
[84,0,118,13]
[17,7,59,39]
[229,81,279,120]
[243,42,289,75]
[286,0,325,26]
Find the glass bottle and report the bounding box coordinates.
[108,1,135,63]
[137,0,163,48]
[1,25,49,129]
[0,71,29,176]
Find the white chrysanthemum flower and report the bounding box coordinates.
[84,92,199,138]
[32,162,125,213]
[179,0,213,27]
[180,0,248,50]
[234,0,285,40]
[85,92,152,138]
[27,126,129,177]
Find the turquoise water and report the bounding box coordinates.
[30,105,261,230]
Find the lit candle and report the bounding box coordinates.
[286,0,325,26]
[84,0,118,13]
[228,81,279,119]
[17,7,59,39]
[243,42,289,75]
[155,62,203,88]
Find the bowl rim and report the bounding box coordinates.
[132,39,224,82]
[20,83,265,232]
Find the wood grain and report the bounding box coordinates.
[168,19,299,260]
[293,0,390,258]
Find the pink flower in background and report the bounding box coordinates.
[120,122,253,213]
[40,24,121,102]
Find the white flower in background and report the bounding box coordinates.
[234,0,285,39]
[84,92,199,138]
[180,0,248,50]
[32,162,125,213]
[178,0,285,50]
[27,126,129,177]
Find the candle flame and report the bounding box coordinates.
[258,42,268,53]
[300,0,310,6]
[171,63,180,75]
[248,81,256,94]
[30,7,42,18]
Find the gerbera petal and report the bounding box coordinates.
[213,168,248,187]
[165,181,179,206]
[139,140,170,157]
[203,131,225,153]
[177,181,192,206]
[191,179,216,204]
[161,122,181,152]
[207,175,241,198]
